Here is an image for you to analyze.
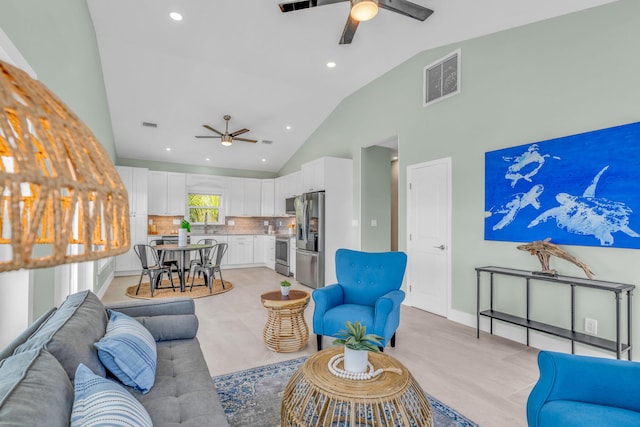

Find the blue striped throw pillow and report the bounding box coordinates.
[71,364,152,427]
[94,310,157,393]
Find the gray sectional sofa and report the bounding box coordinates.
[0,290,229,426]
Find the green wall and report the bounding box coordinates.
[117,157,277,179]
[361,146,392,251]
[281,0,640,354]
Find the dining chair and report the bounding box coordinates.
[187,238,217,281]
[190,243,228,293]
[149,238,181,279]
[134,244,176,297]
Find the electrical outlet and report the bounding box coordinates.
[227,220,235,226]
[172,219,181,225]
[264,221,269,226]
[585,318,598,335]
[371,219,377,227]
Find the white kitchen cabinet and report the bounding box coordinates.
[115,166,148,275]
[260,179,275,216]
[244,179,261,216]
[147,171,186,216]
[253,235,265,265]
[264,236,275,270]
[274,176,286,215]
[301,159,325,192]
[226,178,245,217]
[286,171,302,198]
[227,235,254,265]
[167,173,186,215]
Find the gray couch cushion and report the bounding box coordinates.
[131,338,229,427]
[0,348,73,427]
[14,290,108,379]
[134,314,199,341]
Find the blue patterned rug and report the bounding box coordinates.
[213,356,479,427]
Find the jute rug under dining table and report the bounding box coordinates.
[125,277,233,299]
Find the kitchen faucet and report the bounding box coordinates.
[204,212,209,234]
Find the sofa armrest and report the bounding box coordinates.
[527,351,640,426]
[312,284,344,335]
[105,298,195,317]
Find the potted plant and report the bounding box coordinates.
[280,280,291,296]
[332,321,383,373]
[178,219,190,246]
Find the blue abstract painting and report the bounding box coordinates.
[485,121,640,249]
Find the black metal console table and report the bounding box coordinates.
[476,266,634,359]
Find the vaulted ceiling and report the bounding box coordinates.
[87,0,616,173]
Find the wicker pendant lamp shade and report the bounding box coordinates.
[0,60,129,272]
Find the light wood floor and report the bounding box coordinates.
[103,267,540,427]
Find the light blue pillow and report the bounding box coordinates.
[71,364,152,427]
[94,309,157,393]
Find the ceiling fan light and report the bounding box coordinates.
[221,135,233,146]
[350,0,379,22]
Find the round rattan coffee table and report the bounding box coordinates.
[281,347,433,426]
[260,289,310,353]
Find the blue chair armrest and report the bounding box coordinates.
[373,290,405,334]
[527,351,640,427]
[312,284,344,334]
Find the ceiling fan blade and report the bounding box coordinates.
[279,0,347,13]
[195,135,221,139]
[339,15,359,45]
[230,128,250,137]
[234,137,258,143]
[378,0,434,21]
[203,124,224,136]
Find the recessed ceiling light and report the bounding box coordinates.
[169,12,183,21]
[205,158,210,161]
[261,158,267,163]
[285,125,292,130]
[326,61,337,69]
[165,147,171,151]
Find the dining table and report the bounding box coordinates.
[154,243,214,292]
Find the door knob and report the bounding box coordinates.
[433,244,446,250]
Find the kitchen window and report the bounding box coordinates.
[188,193,221,224]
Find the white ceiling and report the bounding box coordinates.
[87,0,616,173]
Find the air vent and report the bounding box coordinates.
[423,49,461,107]
[142,121,158,128]
[261,140,273,144]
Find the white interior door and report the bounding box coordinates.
[407,158,451,317]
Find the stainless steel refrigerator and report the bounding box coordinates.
[295,191,325,288]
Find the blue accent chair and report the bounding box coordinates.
[527,351,640,426]
[312,249,407,351]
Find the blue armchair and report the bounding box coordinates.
[527,351,640,426]
[312,249,407,351]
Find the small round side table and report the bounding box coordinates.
[260,289,310,353]
[281,347,433,426]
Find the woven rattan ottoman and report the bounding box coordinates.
[260,289,310,352]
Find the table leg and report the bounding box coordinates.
[180,251,186,292]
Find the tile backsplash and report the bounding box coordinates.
[148,215,295,236]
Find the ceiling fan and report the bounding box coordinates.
[278,0,434,44]
[196,115,257,146]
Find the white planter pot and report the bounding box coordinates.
[343,347,368,373]
[280,286,290,296]
[178,228,188,247]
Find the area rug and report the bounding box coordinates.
[213,356,479,427]
[125,277,233,299]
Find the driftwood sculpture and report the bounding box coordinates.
[517,238,594,279]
